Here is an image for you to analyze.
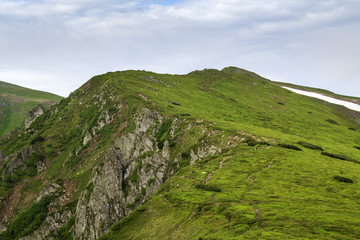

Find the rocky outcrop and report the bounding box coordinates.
[74,108,171,240]
[2,147,34,177]
[20,183,71,240]
[9,108,239,240]
[21,210,72,240]
[25,105,44,129]
[36,183,62,202]
[83,110,112,146]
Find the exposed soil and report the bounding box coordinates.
[0,184,21,223]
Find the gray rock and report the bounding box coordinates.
[2,147,34,178]
[25,105,44,129]
[36,183,61,202]
[20,210,72,240]
[73,108,171,240]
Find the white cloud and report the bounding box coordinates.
[0,0,359,97]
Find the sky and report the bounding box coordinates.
[0,0,359,97]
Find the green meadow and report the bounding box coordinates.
[0,67,359,239]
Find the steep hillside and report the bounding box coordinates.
[0,67,359,239]
[0,81,63,137]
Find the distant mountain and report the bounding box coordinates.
[0,67,359,240]
[0,81,63,137]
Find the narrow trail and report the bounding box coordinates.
[252,205,261,220]
[211,193,216,202]
[170,211,195,240]
[204,173,212,184]
[204,156,232,184]
[161,195,176,209]
[246,171,268,232]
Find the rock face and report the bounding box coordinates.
[74,108,171,240]
[20,183,71,240]
[13,107,229,240]
[25,105,44,129]
[2,147,34,178]
[21,210,72,240]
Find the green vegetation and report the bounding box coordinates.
[0,81,62,137]
[321,151,360,164]
[326,119,339,125]
[298,141,323,151]
[1,67,360,239]
[155,119,172,149]
[0,195,54,240]
[278,143,302,151]
[334,175,354,183]
[195,183,222,192]
[84,182,94,202]
[56,215,76,240]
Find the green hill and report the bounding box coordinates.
[0,67,359,240]
[0,81,63,137]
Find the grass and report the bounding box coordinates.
[0,195,55,240]
[0,81,62,137]
[1,67,360,239]
[100,145,360,239]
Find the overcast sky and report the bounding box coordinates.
[0,0,359,97]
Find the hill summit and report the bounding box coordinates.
[0,81,63,137]
[0,67,359,239]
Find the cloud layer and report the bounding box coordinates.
[0,0,359,97]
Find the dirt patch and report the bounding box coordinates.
[204,173,212,184]
[211,193,216,202]
[0,184,21,223]
[170,211,195,240]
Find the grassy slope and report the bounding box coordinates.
[0,81,63,136]
[98,68,360,239]
[0,67,359,239]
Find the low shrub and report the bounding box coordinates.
[297,141,323,151]
[321,152,360,164]
[321,152,347,160]
[126,203,136,209]
[30,135,45,145]
[278,143,302,151]
[334,175,353,183]
[57,215,76,240]
[243,137,257,147]
[354,146,360,151]
[147,178,155,186]
[141,187,146,196]
[0,195,54,239]
[139,151,154,159]
[155,119,172,149]
[181,150,191,159]
[326,119,339,125]
[195,183,221,192]
[84,182,94,202]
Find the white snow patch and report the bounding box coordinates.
[282,86,360,112]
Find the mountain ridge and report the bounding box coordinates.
[0,80,63,137]
[0,67,359,239]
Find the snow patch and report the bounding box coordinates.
[282,86,360,112]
